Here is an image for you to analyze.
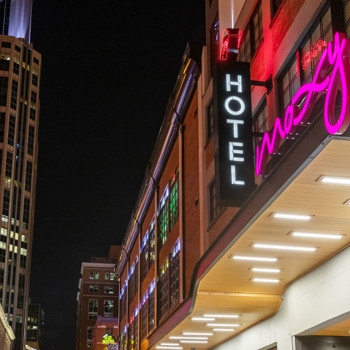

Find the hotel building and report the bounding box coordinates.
[0,0,41,349]
[114,0,350,350]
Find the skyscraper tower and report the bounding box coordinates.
[0,0,41,349]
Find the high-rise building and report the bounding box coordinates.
[76,246,121,350]
[26,303,42,350]
[0,0,41,349]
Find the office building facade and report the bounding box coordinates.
[114,0,350,350]
[76,248,120,350]
[0,0,41,349]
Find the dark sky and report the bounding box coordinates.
[28,0,205,349]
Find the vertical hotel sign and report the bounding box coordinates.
[214,29,255,206]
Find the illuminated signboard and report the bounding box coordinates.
[214,43,256,206]
[256,32,350,175]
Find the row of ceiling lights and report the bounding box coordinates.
[157,176,349,349]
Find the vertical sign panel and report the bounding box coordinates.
[214,60,255,206]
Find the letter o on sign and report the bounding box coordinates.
[225,96,245,116]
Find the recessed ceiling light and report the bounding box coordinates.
[182,333,213,336]
[251,268,280,273]
[212,328,235,332]
[253,243,316,252]
[233,256,278,262]
[317,176,350,185]
[252,278,279,283]
[206,323,240,327]
[161,343,180,346]
[169,336,208,340]
[271,213,312,220]
[191,317,215,321]
[156,347,182,350]
[203,314,239,318]
[179,341,208,344]
[291,232,342,239]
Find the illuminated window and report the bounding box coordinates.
[279,5,332,112]
[104,286,114,294]
[120,283,127,319]
[88,299,98,320]
[89,271,99,280]
[158,187,169,247]
[238,0,263,62]
[128,259,138,303]
[209,180,223,224]
[89,285,99,293]
[158,258,169,320]
[170,239,180,307]
[141,221,156,281]
[147,281,155,332]
[104,300,114,317]
[169,170,179,230]
[140,291,148,339]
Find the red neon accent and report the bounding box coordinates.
[301,39,327,70]
[255,33,350,175]
[220,35,229,60]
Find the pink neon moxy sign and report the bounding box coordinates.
[256,32,350,175]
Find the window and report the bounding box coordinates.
[271,0,284,18]
[169,170,179,230]
[27,126,34,156]
[128,260,138,303]
[158,187,169,247]
[140,291,148,339]
[345,0,350,36]
[23,198,30,226]
[1,42,10,48]
[8,115,15,146]
[279,5,332,112]
[88,299,98,319]
[25,161,32,192]
[104,300,114,317]
[0,77,8,106]
[33,57,39,65]
[30,91,37,104]
[170,239,180,307]
[5,152,12,177]
[2,189,10,221]
[158,258,169,320]
[120,283,127,319]
[209,179,223,224]
[253,100,268,152]
[0,59,9,71]
[0,112,5,142]
[238,0,263,62]
[89,285,99,293]
[109,272,115,280]
[29,108,35,121]
[209,17,220,77]
[104,286,114,294]
[147,280,155,332]
[206,99,214,139]
[89,271,99,280]
[11,80,18,110]
[87,326,94,340]
[15,45,20,53]
[141,232,150,281]
[32,74,38,87]
[13,62,19,75]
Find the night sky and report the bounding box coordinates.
[28,1,205,349]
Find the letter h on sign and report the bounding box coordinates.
[214,60,256,207]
